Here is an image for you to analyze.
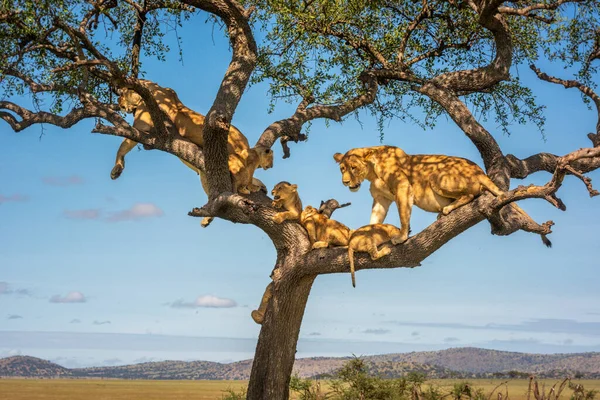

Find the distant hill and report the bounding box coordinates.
[365,348,600,377]
[2,348,600,380]
[0,356,72,378]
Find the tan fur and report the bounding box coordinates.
[347,224,402,287]
[271,182,303,224]
[300,206,351,249]
[116,80,253,179]
[232,145,273,194]
[116,80,273,227]
[251,282,273,325]
[334,145,503,245]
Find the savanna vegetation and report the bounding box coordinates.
[1,1,599,399]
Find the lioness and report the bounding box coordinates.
[116,80,253,177]
[348,224,402,288]
[271,181,303,224]
[334,145,505,245]
[300,205,351,249]
[116,80,272,226]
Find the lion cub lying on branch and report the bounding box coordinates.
[271,181,303,223]
[347,224,402,288]
[300,206,351,249]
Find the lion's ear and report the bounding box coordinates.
[333,153,344,163]
[364,150,376,163]
[291,184,298,192]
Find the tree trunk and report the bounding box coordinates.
[247,274,316,400]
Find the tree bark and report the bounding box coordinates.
[247,273,316,400]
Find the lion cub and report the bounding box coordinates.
[231,145,273,194]
[271,182,303,223]
[348,224,402,288]
[300,206,351,249]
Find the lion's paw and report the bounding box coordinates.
[201,217,213,228]
[391,234,407,245]
[110,164,124,180]
[238,186,251,195]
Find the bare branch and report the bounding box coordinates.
[530,64,600,137]
[0,101,96,131]
[498,0,583,20]
[507,152,600,179]
[257,72,379,153]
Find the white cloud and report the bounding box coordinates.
[42,175,85,186]
[50,291,87,303]
[8,314,23,320]
[70,319,81,324]
[106,203,164,222]
[0,282,10,294]
[93,320,111,325]
[170,295,237,309]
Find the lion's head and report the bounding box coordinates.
[271,181,297,208]
[118,88,144,114]
[300,205,319,223]
[333,152,370,192]
[255,145,273,170]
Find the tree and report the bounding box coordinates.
[1,1,599,399]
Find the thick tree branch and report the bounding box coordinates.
[0,101,96,131]
[256,72,379,154]
[429,2,512,92]
[180,0,257,198]
[130,1,148,78]
[498,0,583,19]
[416,83,508,186]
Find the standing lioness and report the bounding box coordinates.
[334,145,504,244]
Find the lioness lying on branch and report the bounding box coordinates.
[115,80,272,226]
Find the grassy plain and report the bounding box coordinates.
[0,379,247,400]
[1,378,599,400]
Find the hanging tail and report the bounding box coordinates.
[348,247,356,288]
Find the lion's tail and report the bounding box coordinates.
[348,246,356,288]
[479,175,504,197]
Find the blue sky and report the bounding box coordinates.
[1,16,599,368]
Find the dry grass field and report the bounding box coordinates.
[1,378,598,400]
[0,379,247,400]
